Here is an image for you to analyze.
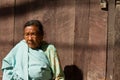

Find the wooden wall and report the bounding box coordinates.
[0,0,119,80]
[107,0,120,80]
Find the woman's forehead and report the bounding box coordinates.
[24,26,39,32]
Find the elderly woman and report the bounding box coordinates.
[2,20,65,80]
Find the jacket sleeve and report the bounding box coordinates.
[45,45,65,80]
[1,41,20,80]
[2,69,13,80]
[1,47,16,80]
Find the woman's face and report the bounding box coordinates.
[24,25,43,49]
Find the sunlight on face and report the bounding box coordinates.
[24,25,43,49]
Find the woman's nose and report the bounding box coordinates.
[28,36,32,40]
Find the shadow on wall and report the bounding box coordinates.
[0,0,74,18]
[64,65,83,80]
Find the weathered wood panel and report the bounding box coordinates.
[114,4,120,80]
[87,0,107,80]
[75,0,107,80]
[74,0,90,80]
[107,0,115,80]
[53,0,75,68]
[0,0,14,79]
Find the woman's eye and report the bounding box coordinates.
[24,33,29,36]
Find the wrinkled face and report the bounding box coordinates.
[24,25,43,49]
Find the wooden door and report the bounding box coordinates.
[0,0,113,80]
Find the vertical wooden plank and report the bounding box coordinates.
[88,0,107,80]
[113,4,120,80]
[74,0,90,80]
[107,0,115,80]
[0,0,14,79]
[54,0,75,68]
[14,0,30,44]
[53,1,75,80]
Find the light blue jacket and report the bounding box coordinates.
[2,40,65,80]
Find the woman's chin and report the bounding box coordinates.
[28,45,37,49]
